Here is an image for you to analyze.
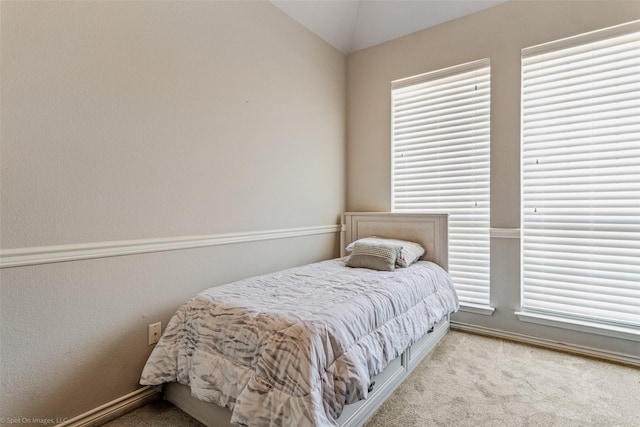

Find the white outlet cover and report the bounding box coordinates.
[148,322,161,345]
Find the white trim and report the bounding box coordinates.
[489,228,520,239]
[515,311,640,343]
[459,302,495,316]
[522,19,640,57]
[391,57,490,89]
[451,321,640,367]
[58,386,160,427]
[0,225,341,268]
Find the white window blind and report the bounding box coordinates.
[521,21,640,330]
[392,59,490,306]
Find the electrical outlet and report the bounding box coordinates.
[148,322,161,345]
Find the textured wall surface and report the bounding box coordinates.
[0,1,346,423]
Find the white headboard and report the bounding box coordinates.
[343,212,449,271]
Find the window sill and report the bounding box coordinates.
[515,311,640,343]
[459,303,495,316]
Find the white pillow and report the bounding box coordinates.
[346,237,425,268]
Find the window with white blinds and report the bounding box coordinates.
[392,59,490,307]
[521,21,640,333]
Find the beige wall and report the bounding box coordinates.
[0,1,345,423]
[347,0,640,358]
[1,0,345,248]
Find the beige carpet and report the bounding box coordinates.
[365,331,639,427]
[104,331,640,427]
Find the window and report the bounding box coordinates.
[521,21,640,336]
[392,59,491,308]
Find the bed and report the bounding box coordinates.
[140,212,458,427]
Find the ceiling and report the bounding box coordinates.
[270,0,508,54]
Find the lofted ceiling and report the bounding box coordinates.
[270,0,508,54]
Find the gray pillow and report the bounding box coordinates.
[345,242,401,271]
[346,237,425,268]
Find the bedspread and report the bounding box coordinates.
[140,258,459,427]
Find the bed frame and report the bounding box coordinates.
[164,212,450,427]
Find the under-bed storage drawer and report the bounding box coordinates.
[337,355,405,427]
[406,318,449,372]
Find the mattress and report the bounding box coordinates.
[140,257,459,427]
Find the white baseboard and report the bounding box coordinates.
[58,386,161,427]
[451,321,640,367]
[59,324,639,427]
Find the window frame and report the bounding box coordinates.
[518,20,640,341]
[391,58,492,311]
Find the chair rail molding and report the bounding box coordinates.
[490,228,520,239]
[1,225,341,268]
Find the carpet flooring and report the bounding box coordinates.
[104,330,640,427]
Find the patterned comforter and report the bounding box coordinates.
[140,257,459,426]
